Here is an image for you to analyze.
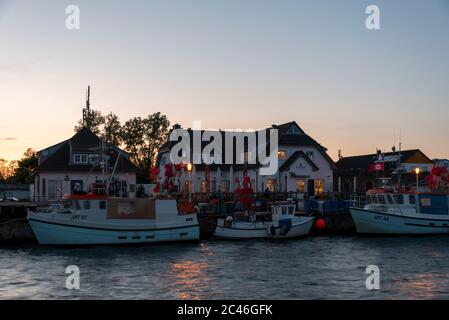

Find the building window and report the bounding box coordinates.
[221,180,229,193]
[287,126,302,135]
[296,179,306,193]
[305,151,314,161]
[278,150,287,160]
[89,155,99,164]
[267,179,276,192]
[314,179,324,195]
[74,154,89,164]
[200,181,209,193]
[183,181,191,194]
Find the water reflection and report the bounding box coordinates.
[169,260,210,300]
[392,273,449,299]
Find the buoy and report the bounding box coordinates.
[315,218,326,230]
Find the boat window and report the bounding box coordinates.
[288,206,294,215]
[62,200,73,209]
[83,200,91,210]
[74,200,80,210]
[282,207,287,215]
[386,195,394,205]
[99,201,107,210]
[409,195,416,205]
[393,195,404,205]
[377,195,386,204]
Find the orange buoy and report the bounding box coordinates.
[315,218,326,230]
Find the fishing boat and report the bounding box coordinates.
[350,188,449,234]
[27,188,199,246]
[214,201,314,240]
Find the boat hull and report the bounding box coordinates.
[350,208,449,235]
[28,218,200,245]
[214,217,314,240]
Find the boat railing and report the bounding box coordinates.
[350,195,405,216]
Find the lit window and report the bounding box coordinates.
[296,179,306,193]
[314,179,324,195]
[221,180,229,193]
[200,181,209,193]
[278,150,287,160]
[267,179,276,192]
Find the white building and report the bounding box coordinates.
[157,122,335,196]
[33,128,138,202]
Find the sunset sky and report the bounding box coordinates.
[1,0,448,162]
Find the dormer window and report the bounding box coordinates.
[74,154,89,164]
[286,126,302,135]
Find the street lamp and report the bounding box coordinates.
[187,163,193,202]
[415,167,420,191]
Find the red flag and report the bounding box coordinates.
[368,163,385,172]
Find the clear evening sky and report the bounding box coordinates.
[1,0,448,161]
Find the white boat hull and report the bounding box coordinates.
[214,216,314,240]
[28,218,199,245]
[350,208,449,235]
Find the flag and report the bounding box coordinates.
[368,162,385,172]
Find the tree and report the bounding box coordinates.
[0,158,10,183]
[74,110,105,134]
[102,113,122,146]
[9,149,38,184]
[121,112,170,181]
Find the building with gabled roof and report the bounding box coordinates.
[156,121,336,195]
[33,128,138,202]
[334,149,433,194]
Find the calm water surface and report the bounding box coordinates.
[1,236,449,299]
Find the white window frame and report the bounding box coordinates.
[74,154,89,164]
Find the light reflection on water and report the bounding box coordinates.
[1,236,449,299]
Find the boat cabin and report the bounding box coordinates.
[365,189,449,215]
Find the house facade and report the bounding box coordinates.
[157,122,336,196]
[334,149,434,194]
[33,128,138,202]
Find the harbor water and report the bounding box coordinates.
[1,235,449,299]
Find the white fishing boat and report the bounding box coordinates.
[27,192,199,245]
[350,188,449,234]
[214,202,314,240]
